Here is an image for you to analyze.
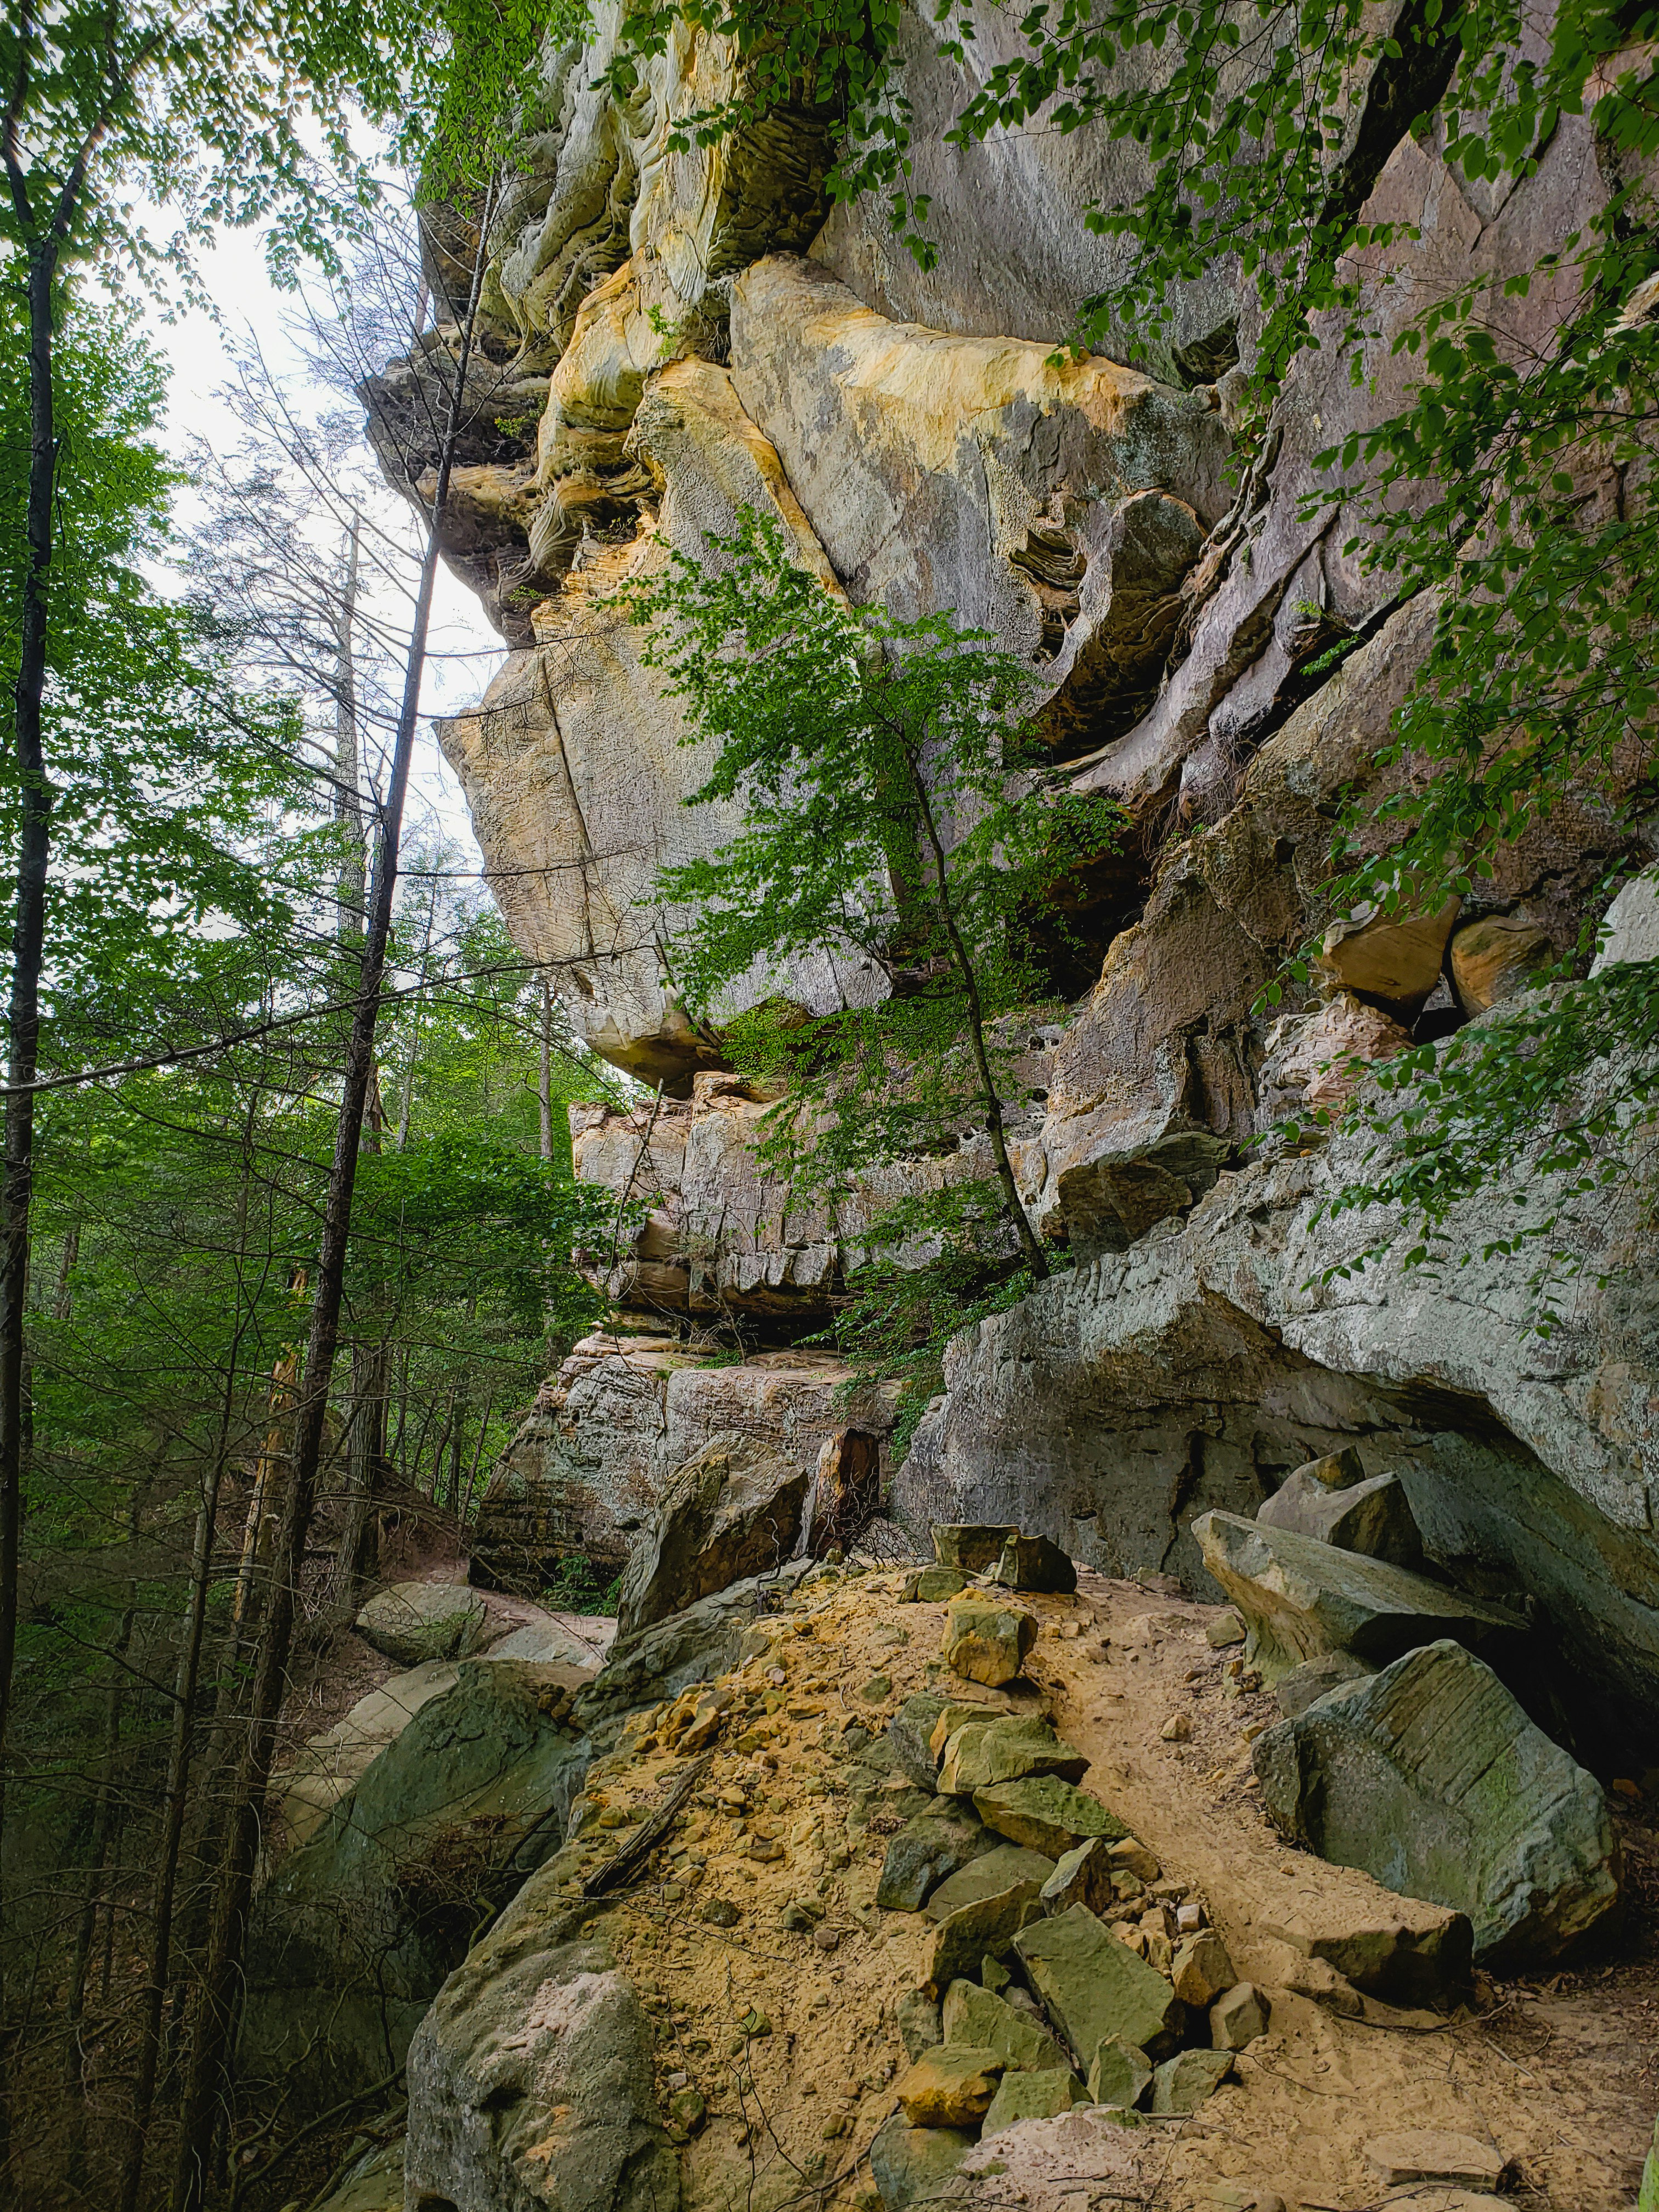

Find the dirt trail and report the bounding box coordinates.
[559,1563,1657,2212]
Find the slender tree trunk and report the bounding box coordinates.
[51,1222,78,1320]
[904,749,1048,1281]
[332,1072,389,1611]
[539,979,555,1162]
[168,180,499,2212]
[334,514,364,948]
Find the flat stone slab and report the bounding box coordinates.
[938,1717,1087,1795]
[1013,1904,1184,2064]
[877,1807,996,1912]
[895,2044,1004,2126]
[927,1844,1057,1920]
[981,2066,1082,2134]
[944,1597,1037,1686]
[1256,1466,1423,1567]
[1193,1511,1526,1681]
[942,1979,1069,2074]
[355,1582,488,1667]
[928,1880,1045,1988]
[870,2113,976,2208]
[1364,2130,1504,2191]
[1254,1639,1620,1967]
[1040,1837,1115,1916]
[974,1776,1129,1857]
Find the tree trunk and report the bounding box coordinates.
[168,179,499,2212]
[539,978,555,1162]
[333,514,364,947]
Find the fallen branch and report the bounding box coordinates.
[582,1756,709,1898]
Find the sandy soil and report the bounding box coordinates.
[556,1563,1656,2212]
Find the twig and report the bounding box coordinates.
[582,1756,709,1898]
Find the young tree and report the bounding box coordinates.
[625,512,1121,1384]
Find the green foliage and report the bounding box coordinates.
[624,509,1118,1408]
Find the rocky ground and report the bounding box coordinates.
[340,1559,1656,2212]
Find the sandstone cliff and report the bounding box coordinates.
[365,0,1659,1746]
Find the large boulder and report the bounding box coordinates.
[615,1431,811,1640]
[354,1579,487,1665]
[1255,1466,1423,1568]
[575,1558,816,1734]
[404,1906,680,2212]
[1253,1639,1621,1967]
[1193,1511,1526,1682]
[244,1662,588,2102]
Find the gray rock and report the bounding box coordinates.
[1590,861,1659,972]
[1211,1982,1271,2050]
[615,1432,810,1640]
[404,1918,679,2212]
[1296,1447,1368,1491]
[937,1717,1088,1795]
[1150,2048,1233,2113]
[927,1845,1058,1920]
[973,1776,1129,1858]
[889,1692,949,1789]
[989,1533,1079,1594]
[574,1559,815,1732]
[981,2067,1084,2134]
[354,1581,487,1666]
[1013,1905,1185,2066]
[941,1979,1070,2073]
[878,1805,997,1911]
[1274,1651,1375,1718]
[1087,2037,1152,2109]
[934,1525,1018,1573]
[1194,1512,1526,1683]
[928,1880,1046,1988]
[1256,1467,1424,1568]
[898,1987,944,2061]
[1253,1639,1621,1966]
[1040,1837,1116,1916]
[870,2111,976,2208]
[244,1662,587,2103]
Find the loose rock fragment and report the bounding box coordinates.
[896,1988,943,2062]
[1014,1904,1185,2065]
[1272,1651,1374,1718]
[1256,1466,1423,1568]
[941,1979,1069,2073]
[1210,1981,1270,2050]
[927,1844,1057,1921]
[933,1525,1018,1573]
[1363,2130,1504,2192]
[1087,2036,1152,2109]
[943,1598,1038,1686]
[888,1692,948,1790]
[938,1717,1087,1795]
[973,1776,1128,1857]
[1040,1837,1115,1916]
[1150,2047,1233,2113]
[894,2044,1005,2126]
[928,1880,1046,1989]
[980,2066,1084,2134]
[988,1533,1078,1594]
[1171,1931,1235,2008]
[870,2113,975,2209]
[1254,1639,1620,1965]
[877,1806,996,1912]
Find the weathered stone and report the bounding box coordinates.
[1013,1905,1185,2064]
[934,1525,1018,1573]
[1193,1511,1526,1683]
[929,1701,1000,1760]
[1299,1447,1368,1490]
[944,1598,1038,1686]
[1253,1639,1621,1966]
[941,1979,1070,2074]
[1107,1837,1161,1884]
[1150,2048,1233,2114]
[1363,2131,1505,2192]
[990,1533,1078,1594]
[870,2112,976,2209]
[1317,898,1462,1017]
[1170,1931,1235,2008]
[928,1881,1046,1988]
[895,2044,1005,2126]
[981,2067,1084,2134]
[938,1717,1088,1795]
[403,1918,680,2212]
[878,1806,997,1911]
[245,1662,586,2102]
[1258,991,1414,1120]
[1273,1651,1375,1718]
[898,1987,944,2061]
[889,1693,950,1789]
[1086,2038,1152,2110]
[354,1582,487,1667]
[903,1566,970,1603]
[575,1559,815,1732]
[1255,1466,1423,1568]
[1449,915,1554,1014]
[974,1777,1129,1857]
[308,2141,405,2212]
[615,1432,810,1640]
[1210,1982,1271,2050]
[1204,1612,1246,1649]
[1040,1837,1115,1916]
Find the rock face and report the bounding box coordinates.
[244,1662,588,2101]
[614,1431,810,1640]
[1252,1640,1622,1967]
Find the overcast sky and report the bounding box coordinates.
[152,224,503,874]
